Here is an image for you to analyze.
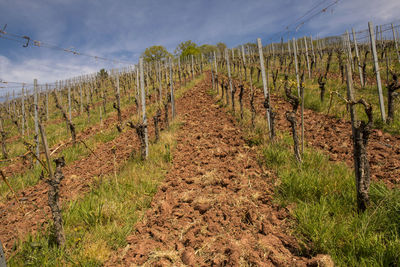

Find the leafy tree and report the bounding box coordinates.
[175,40,200,59]
[216,42,227,55]
[141,45,171,62]
[199,44,217,55]
[242,42,257,50]
[97,68,108,80]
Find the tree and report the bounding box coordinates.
[216,42,227,55]
[199,44,217,55]
[175,40,200,59]
[97,69,108,81]
[141,45,171,62]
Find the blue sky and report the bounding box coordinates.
[0,0,399,94]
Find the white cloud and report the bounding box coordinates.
[1,0,400,96]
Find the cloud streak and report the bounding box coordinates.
[0,0,399,91]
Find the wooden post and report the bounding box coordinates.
[0,118,8,159]
[293,38,301,96]
[12,90,15,116]
[139,58,149,159]
[301,79,304,155]
[34,79,39,163]
[85,82,90,123]
[310,35,316,66]
[352,28,364,87]
[79,83,83,114]
[345,31,354,72]
[68,82,71,121]
[21,86,25,136]
[115,73,122,128]
[191,55,194,79]
[392,24,400,64]
[136,67,141,118]
[368,21,386,122]
[241,45,246,80]
[225,49,233,104]
[158,62,162,103]
[211,56,215,90]
[45,84,49,121]
[178,57,182,85]
[257,38,271,136]
[304,37,311,78]
[213,51,218,94]
[169,57,175,118]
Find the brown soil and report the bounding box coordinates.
[107,77,311,266]
[0,93,164,255]
[2,96,144,178]
[222,72,400,188]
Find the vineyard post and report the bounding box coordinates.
[352,28,364,87]
[257,38,271,136]
[136,67,141,118]
[45,85,49,121]
[231,48,235,73]
[301,80,304,155]
[304,37,311,79]
[293,38,301,96]
[225,48,233,105]
[34,79,40,164]
[115,73,122,129]
[68,82,71,121]
[21,86,25,136]
[85,82,90,123]
[158,61,162,103]
[79,82,83,114]
[241,45,246,80]
[99,106,103,127]
[139,58,149,159]
[213,51,218,94]
[169,57,175,119]
[392,24,400,64]
[211,56,215,90]
[310,35,316,66]
[178,57,182,85]
[368,21,386,122]
[191,55,194,79]
[345,31,354,72]
[12,90,15,115]
[200,53,203,73]
[0,118,8,159]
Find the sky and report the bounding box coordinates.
[0,0,399,96]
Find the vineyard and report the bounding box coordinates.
[1,17,400,266]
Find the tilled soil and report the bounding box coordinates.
[108,78,310,266]
[0,95,166,255]
[1,98,140,178]
[221,73,400,188]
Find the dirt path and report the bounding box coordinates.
[108,78,310,266]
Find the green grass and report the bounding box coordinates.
[210,81,400,266]
[7,116,181,267]
[263,134,400,266]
